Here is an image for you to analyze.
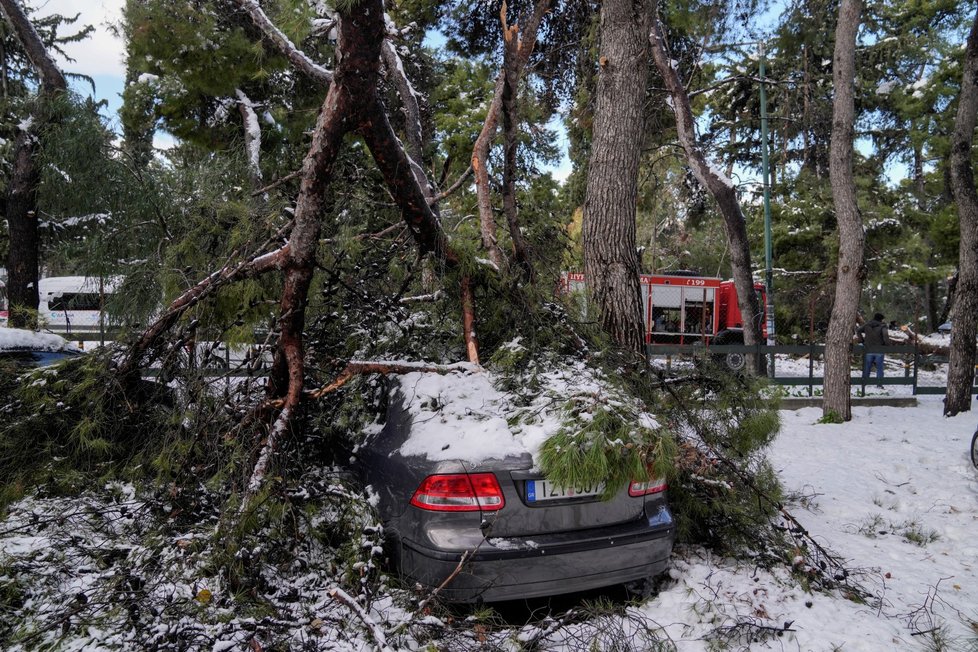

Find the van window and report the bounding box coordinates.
[48,293,103,311]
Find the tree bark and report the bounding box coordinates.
[4,129,41,328]
[582,0,650,354]
[0,0,67,328]
[380,36,436,206]
[267,80,351,401]
[822,0,864,422]
[945,7,978,416]
[649,9,764,373]
[500,17,534,281]
[938,270,958,326]
[471,0,550,272]
[472,71,506,270]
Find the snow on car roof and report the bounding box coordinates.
[396,368,531,463]
[394,351,659,466]
[0,327,80,352]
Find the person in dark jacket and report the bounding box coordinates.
[858,312,890,387]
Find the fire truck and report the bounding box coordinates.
[561,272,768,370]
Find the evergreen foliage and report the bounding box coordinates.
[649,367,784,557]
[0,352,177,510]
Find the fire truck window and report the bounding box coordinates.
[652,307,680,332]
[683,301,709,333]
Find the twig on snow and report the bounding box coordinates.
[328,587,394,652]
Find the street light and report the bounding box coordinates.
[759,41,776,377]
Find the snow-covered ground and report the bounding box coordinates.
[771,350,950,397]
[2,357,976,650]
[642,396,978,650]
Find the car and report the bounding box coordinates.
[355,370,675,603]
[0,327,81,367]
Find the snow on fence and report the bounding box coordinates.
[647,342,977,397]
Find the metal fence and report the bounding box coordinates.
[646,343,978,397]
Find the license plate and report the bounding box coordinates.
[526,479,604,502]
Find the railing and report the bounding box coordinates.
[646,343,978,397]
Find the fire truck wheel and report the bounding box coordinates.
[712,333,746,373]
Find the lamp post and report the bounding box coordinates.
[759,42,776,376]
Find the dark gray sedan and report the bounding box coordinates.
[357,379,676,603]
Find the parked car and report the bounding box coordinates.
[0,327,81,368]
[355,375,676,603]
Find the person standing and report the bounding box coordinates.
[858,312,890,387]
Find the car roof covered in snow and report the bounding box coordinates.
[0,327,81,352]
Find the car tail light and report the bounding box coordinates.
[628,478,667,497]
[410,473,505,512]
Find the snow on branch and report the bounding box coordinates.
[301,360,479,401]
[328,587,394,652]
[0,0,67,93]
[381,15,422,150]
[236,89,262,182]
[233,0,333,85]
[381,15,436,206]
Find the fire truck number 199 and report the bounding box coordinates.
[684,279,706,286]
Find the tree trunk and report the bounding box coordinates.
[938,270,957,326]
[0,0,68,329]
[822,0,864,422]
[582,0,650,354]
[945,7,978,416]
[4,129,40,328]
[649,9,765,373]
[267,81,350,399]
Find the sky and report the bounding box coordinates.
[38,0,126,120]
[37,0,180,147]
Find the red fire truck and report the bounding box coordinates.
[561,272,767,369]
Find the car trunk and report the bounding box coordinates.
[481,468,647,538]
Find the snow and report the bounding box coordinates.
[235,89,262,175]
[3,354,978,649]
[631,394,978,650]
[395,356,654,467]
[43,213,111,229]
[0,327,79,352]
[876,79,898,95]
[395,369,537,462]
[706,159,735,190]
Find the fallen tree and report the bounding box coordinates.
[114,0,469,505]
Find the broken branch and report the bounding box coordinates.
[234,0,333,85]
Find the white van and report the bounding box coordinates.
[38,276,122,335]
